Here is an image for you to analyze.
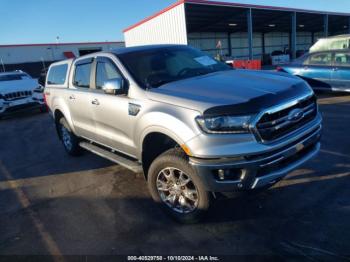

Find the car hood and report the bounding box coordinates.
[146,70,312,115]
[0,79,39,95]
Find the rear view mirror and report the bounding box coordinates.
[102,78,124,95]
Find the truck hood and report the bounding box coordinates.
[146,69,312,115]
[0,79,39,95]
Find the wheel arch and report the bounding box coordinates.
[53,107,75,139]
[140,129,187,180]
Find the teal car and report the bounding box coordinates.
[278,50,350,92]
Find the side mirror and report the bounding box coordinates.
[102,78,125,95]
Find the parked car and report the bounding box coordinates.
[45,45,322,223]
[277,50,350,92]
[0,71,47,118]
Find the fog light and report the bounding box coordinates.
[218,169,225,180]
[215,168,244,181]
[240,171,247,180]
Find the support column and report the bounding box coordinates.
[291,12,297,60]
[247,8,253,60]
[311,32,315,44]
[227,32,232,57]
[262,32,265,56]
[324,14,329,37]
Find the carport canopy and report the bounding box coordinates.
[184,0,350,59]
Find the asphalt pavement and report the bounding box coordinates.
[0,93,349,261]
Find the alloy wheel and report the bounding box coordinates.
[156,167,199,214]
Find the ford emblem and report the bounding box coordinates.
[288,108,304,122]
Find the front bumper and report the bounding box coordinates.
[0,97,45,115]
[189,123,321,192]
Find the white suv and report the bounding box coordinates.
[0,71,46,117]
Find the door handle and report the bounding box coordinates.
[91,99,100,105]
[69,95,75,100]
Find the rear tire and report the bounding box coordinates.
[147,149,210,224]
[57,117,82,156]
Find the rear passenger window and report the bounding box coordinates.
[74,62,92,88]
[47,64,68,85]
[334,52,350,67]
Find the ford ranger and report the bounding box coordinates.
[45,45,322,223]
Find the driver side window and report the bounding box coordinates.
[95,58,122,89]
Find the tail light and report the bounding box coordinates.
[43,91,49,108]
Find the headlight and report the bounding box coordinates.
[196,115,252,134]
[34,85,44,93]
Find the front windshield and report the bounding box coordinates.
[118,46,231,89]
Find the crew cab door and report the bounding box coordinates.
[300,52,333,88]
[67,58,96,140]
[331,51,350,91]
[90,56,137,157]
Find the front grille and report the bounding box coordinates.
[255,95,317,142]
[4,91,32,101]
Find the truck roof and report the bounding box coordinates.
[111,44,186,55]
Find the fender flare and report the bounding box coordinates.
[52,100,76,135]
[138,126,186,159]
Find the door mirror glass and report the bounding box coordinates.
[102,78,124,95]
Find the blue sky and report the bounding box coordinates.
[0,0,349,45]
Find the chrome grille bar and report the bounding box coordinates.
[4,90,32,101]
[253,94,318,142]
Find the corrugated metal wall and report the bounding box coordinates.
[0,43,124,64]
[124,3,188,47]
[188,31,323,59]
[230,33,262,58]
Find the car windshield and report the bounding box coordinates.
[0,73,31,82]
[117,46,232,89]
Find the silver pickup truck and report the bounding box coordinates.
[45,45,322,223]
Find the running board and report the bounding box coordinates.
[79,142,143,173]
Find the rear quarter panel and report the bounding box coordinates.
[45,59,75,131]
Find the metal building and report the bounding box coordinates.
[0,41,125,65]
[0,41,124,78]
[124,0,350,61]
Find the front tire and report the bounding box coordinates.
[147,149,210,224]
[57,117,82,156]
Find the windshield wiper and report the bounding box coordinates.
[147,79,174,89]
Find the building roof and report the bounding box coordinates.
[0,41,124,48]
[123,0,350,33]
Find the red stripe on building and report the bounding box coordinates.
[0,41,124,48]
[123,0,350,33]
[123,0,186,33]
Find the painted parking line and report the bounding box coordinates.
[0,160,65,261]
